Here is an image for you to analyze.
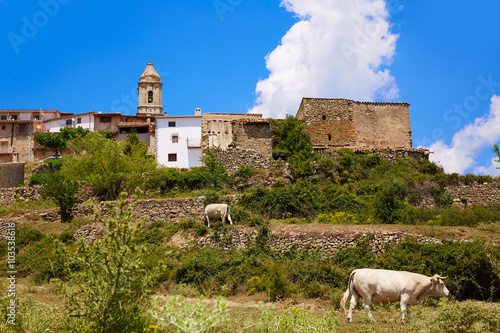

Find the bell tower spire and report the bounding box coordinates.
[137,61,163,116]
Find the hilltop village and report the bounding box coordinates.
[1,61,428,171]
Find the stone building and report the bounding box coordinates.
[201,113,273,172]
[296,98,413,151]
[137,61,163,116]
[0,109,64,162]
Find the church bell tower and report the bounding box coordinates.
[137,61,163,116]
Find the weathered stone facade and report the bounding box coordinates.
[231,120,272,157]
[201,113,267,151]
[0,163,25,188]
[201,113,273,171]
[296,98,412,150]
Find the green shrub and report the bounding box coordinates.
[39,172,80,222]
[373,181,405,223]
[179,218,195,230]
[265,262,290,301]
[28,173,51,186]
[58,231,74,244]
[16,228,44,248]
[194,221,208,237]
[58,196,161,332]
[203,191,219,205]
[432,300,500,333]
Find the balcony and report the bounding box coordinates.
[187,138,201,148]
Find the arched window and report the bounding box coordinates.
[328,134,332,141]
[148,91,153,104]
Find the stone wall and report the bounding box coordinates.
[296,98,357,147]
[446,183,500,207]
[197,227,442,256]
[231,121,272,157]
[296,98,412,150]
[215,147,277,173]
[9,123,36,162]
[0,163,25,188]
[201,113,264,151]
[352,102,412,149]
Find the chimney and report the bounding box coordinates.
[195,108,201,116]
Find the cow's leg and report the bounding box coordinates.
[206,214,211,228]
[362,297,375,322]
[347,294,358,322]
[400,294,410,323]
[227,210,233,225]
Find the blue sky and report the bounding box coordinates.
[1,0,499,175]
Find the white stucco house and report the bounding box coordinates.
[43,112,95,133]
[156,110,202,168]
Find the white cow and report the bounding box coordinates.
[340,268,449,323]
[204,204,232,228]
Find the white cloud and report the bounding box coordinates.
[428,95,500,175]
[473,157,500,177]
[249,0,399,118]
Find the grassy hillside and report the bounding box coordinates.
[2,147,500,332]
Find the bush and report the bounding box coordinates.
[179,218,195,230]
[203,191,220,205]
[39,172,80,222]
[432,300,500,333]
[16,229,44,248]
[58,231,74,244]
[58,196,162,332]
[373,181,405,223]
[28,173,51,186]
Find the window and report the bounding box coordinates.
[1,126,5,130]
[322,115,326,120]
[168,153,177,162]
[0,116,6,120]
[172,135,179,143]
[19,124,28,134]
[148,91,153,104]
[10,115,17,120]
[168,121,176,127]
[66,119,72,126]
[32,115,40,120]
[328,134,332,141]
[100,117,112,123]
[77,117,82,124]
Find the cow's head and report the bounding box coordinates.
[430,275,449,296]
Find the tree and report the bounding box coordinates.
[34,132,67,157]
[34,127,91,157]
[271,115,313,158]
[39,172,80,222]
[201,147,228,189]
[494,145,500,169]
[62,132,156,200]
[271,115,315,178]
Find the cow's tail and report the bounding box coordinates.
[340,270,356,314]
